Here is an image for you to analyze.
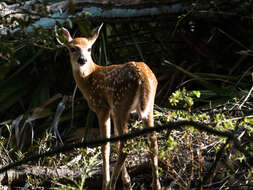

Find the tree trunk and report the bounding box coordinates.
[0,0,250,34]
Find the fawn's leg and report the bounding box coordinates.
[142,111,161,190]
[97,110,111,190]
[111,113,130,190]
[114,124,131,190]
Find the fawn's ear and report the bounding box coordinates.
[89,23,103,46]
[61,27,73,42]
[55,26,73,46]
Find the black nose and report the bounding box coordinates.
[78,56,87,65]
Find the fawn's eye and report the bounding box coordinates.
[70,47,79,53]
[87,48,91,52]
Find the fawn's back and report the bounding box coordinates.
[78,61,157,117]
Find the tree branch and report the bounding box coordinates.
[0,120,252,174]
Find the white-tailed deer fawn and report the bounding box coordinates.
[57,24,161,190]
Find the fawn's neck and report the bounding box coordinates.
[71,60,98,99]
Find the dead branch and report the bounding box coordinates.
[0,120,252,174]
[1,0,250,34]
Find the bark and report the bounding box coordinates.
[0,152,150,187]
[0,165,86,186]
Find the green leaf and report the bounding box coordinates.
[192,91,201,98]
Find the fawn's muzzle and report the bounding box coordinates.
[78,56,87,65]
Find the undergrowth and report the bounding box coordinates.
[0,88,253,189]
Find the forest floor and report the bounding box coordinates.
[0,90,253,189]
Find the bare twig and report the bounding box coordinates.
[239,85,253,110]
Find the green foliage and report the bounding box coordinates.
[169,88,200,109]
[54,150,100,190]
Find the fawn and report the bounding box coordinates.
[57,24,161,190]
